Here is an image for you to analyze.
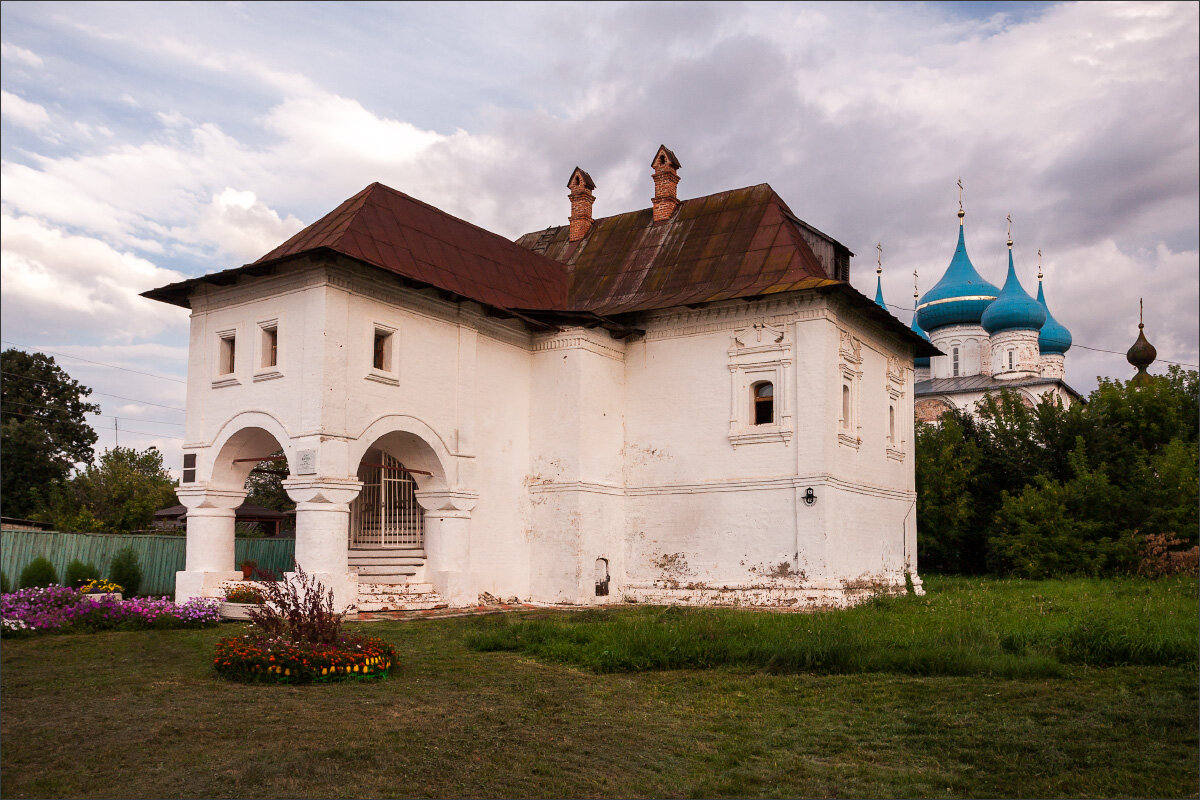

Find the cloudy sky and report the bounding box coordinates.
[2,1,1197,464]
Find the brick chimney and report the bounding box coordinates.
[651,144,681,222]
[567,166,596,242]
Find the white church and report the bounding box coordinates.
[145,146,938,612]
[899,203,1078,423]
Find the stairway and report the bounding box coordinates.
[349,547,447,612]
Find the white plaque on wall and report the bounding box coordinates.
[295,449,317,474]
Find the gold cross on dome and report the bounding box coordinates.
[876,242,883,274]
[957,178,963,210]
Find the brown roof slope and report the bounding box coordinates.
[253,183,569,309]
[517,184,842,314]
[143,183,569,310]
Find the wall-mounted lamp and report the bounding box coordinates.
[803,487,816,506]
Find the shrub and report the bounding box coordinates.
[247,565,343,644]
[1,571,9,594]
[108,547,143,596]
[214,566,398,684]
[19,557,58,589]
[65,560,101,588]
[1138,532,1200,578]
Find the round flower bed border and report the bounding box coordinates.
[213,633,398,684]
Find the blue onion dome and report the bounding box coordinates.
[1036,280,1072,354]
[911,312,931,368]
[915,218,1000,332]
[981,249,1046,334]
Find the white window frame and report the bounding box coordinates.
[212,326,241,388]
[254,318,283,382]
[366,322,399,386]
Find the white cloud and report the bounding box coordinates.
[1,89,50,130]
[0,213,187,342]
[0,0,1194,402]
[1,42,43,68]
[184,188,305,263]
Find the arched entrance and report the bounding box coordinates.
[176,421,292,604]
[350,450,425,549]
[347,421,477,605]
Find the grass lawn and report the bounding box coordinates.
[1,577,1197,798]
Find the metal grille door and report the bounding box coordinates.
[350,452,424,548]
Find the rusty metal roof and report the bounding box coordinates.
[140,181,939,356]
[143,183,569,310]
[517,183,844,314]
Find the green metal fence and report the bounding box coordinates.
[1,530,295,597]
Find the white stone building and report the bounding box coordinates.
[144,146,938,612]
[904,207,1079,423]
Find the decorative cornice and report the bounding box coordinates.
[531,329,626,361]
[641,294,832,342]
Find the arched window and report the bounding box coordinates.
[952,346,960,377]
[888,404,896,443]
[841,384,851,429]
[1007,349,1014,370]
[753,381,774,425]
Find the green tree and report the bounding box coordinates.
[1,349,100,517]
[915,412,984,573]
[41,447,178,533]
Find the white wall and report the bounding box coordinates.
[181,261,922,607]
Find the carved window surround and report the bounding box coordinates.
[728,322,793,447]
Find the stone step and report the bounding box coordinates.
[348,548,425,559]
[358,597,447,612]
[359,581,434,596]
[356,581,446,612]
[348,557,425,567]
[352,563,422,574]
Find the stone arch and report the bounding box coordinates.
[206,411,293,491]
[350,414,454,493]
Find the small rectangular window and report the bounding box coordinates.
[952,347,960,377]
[373,329,392,371]
[182,453,196,483]
[841,384,851,429]
[261,325,278,369]
[219,334,236,375]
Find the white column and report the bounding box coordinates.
[175,486,246,602]
[414,490,478,607]
[283,478,362,612]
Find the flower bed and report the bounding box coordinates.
[213,632,398,684]
[0,586,220,636]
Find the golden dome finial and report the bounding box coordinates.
[876,242,883,276]
[957,178,965,223]
[913,269,919,301]
[1006,214,1013,249]
[1037,249,1043,282]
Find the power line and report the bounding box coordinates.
[1,340,187,384]
[0,370,186,411]
[883,303,1199,368]
[1,408,183,440]
[2,399,185,427]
